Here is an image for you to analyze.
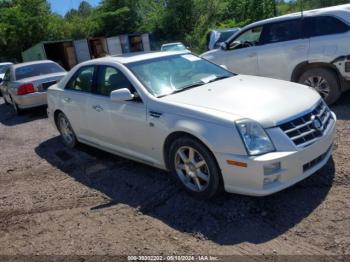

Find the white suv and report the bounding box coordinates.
[201,4,350,105]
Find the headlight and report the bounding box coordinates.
[235,119,275,156]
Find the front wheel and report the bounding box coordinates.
[57,113,77,148]
[169,137,222,199]
[298,68,341,105]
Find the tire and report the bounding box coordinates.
[168,136,222,199]
[298,68,341,105]
[10,97,23,115]
[56,112,77,148]
[1,91,9,105]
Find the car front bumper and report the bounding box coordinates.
[216,113,336,196]
[13,92,47,109]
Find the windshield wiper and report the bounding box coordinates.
[158,81,205,98]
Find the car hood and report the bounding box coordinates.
[160,75,321,128]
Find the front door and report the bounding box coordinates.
[85,65,155,164]
[224,25,264,75]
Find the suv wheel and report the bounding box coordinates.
[299,68,340,105]
[57,112,77,148]
[169,136,222,199]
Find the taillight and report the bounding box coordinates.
[17,83,35,95]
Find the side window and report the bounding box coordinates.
[229,26,263,49]
[66,66,95,92]
[303,16,349,37]
[3,69,11,81]
[95,66,135,96]
[262,19,301,44]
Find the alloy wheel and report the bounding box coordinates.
[174,146,210,192]
[304,76,330,99]
[59,115,74,145]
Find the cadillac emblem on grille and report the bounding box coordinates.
[311,115,322,132]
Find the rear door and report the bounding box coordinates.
[257,18,309,81]
[61,65,96,138]
[303,16,350,63]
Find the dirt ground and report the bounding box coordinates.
[0,93,349,258]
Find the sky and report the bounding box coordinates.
[49,0,101,16]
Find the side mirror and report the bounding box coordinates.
[231,41,242,50]
[110,88,134,102]
[220,42,228,50]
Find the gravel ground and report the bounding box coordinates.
[0,94,349,257]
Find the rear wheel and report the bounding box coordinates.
[57,112,77,148]
[298,68,341,105]
[10,97,23,115]
[1,92,9,105]
[169,137,222,199]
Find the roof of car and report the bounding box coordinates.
[12,60,57,69]
[0,62,13,66]
[246,4,350,28]
[161,42,184,47]
[95,51,190,64]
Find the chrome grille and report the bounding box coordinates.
[279,101,332,147]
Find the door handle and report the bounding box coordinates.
[63,97,72,103]
[92,105,104,112]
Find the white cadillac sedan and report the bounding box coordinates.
[47,52,336,199]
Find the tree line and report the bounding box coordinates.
[0,0,348,61]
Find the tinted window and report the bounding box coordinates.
[15,63,65,80]
[262,19,301,44]
[95,66,134,96]
[303,16,349,37]
[66,66,95,92]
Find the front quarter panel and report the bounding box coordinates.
[148,110,248,169]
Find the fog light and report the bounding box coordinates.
[264,162,281,176]
[263,175,280,185]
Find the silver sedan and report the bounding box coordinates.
[0,60,66,114]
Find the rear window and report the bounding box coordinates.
[15,63,65,80]
[303,16,350,37]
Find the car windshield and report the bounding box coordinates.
[0,64,11,74]
[217,31,237,43]
[162,44,186,51]
[127,54,234,97]
[15,63,65,80]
